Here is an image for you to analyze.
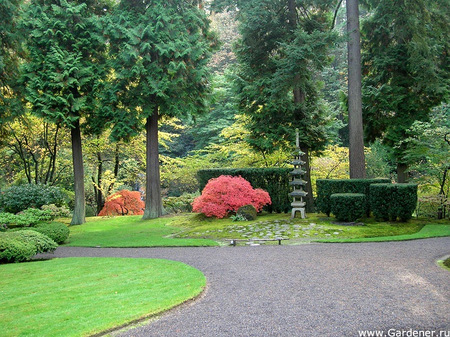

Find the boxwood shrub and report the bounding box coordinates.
[9,230,57,254]
[330,193,366,222]
[30,222,70,244]
[197,168,291,213]
[316,178,391,216]
[0,233,36,263]
[0,230,57,263]
[370,183,418,221]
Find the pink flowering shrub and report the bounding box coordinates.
[192,175,272,218]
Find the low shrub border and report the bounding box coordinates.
[330,193,366,222]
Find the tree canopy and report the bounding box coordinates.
[21,0,109,224]
[103,0,217,218]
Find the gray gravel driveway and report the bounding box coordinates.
[38,238,450,337]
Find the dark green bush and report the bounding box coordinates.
[316,178,391,216]
[370,183,418,221]
[0,233,36,263]
[330,193,366,222]
[237,204,258,220]
[197,168,291,213]
[30,222,70,244]
[0,184,68,214]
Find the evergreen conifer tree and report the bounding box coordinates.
[361,0,449,182]
[103,0,217,219]
[214,0,337,211]
[0,0,26,137]
[21,0,108,224]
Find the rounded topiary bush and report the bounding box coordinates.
[9,230,57,254]
[330,193,366,222]
[31,222,70,244]
[237,205,258,221]
[0,232,37,263]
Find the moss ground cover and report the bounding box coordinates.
[0,257,206,337]
[60,213,449,247]
[63,215,218,247]
[170,213,450,244]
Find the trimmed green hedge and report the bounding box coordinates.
[197,168,291,213]
[330,193,366,222]
[316,178,391,216]
[370,183,418,221]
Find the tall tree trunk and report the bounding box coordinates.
[397,162,408,183]
[142,106,163,219]
[346,0,366,178]
[70,119,86,225]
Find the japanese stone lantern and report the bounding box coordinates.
[289,129,307,218]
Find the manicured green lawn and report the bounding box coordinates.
[0,257,206,337]
[64,215,218,247]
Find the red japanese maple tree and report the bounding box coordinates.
[98,190,144,216]
[192,175,271,218]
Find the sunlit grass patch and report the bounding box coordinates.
[0,257,206,337]
[64,215,218,247]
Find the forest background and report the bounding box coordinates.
[0,0,448,221]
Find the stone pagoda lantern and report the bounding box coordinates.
[289,129,307,218]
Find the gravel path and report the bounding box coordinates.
[38,238,450,337]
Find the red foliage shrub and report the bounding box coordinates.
[192,175,271,218]
[98,190,144,216]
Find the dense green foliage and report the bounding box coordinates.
[0,232,36,263]
[0,184,67,214]
[0,0,25,131]
[28,222,70,244]
[197,168,291,213]
[103,0,217,219]
[370,183,418,221]
[21,0,110,224]
[361,0,449,179]
[0,230,57,263]
[316,178,390,216]
[218,0,339,211]
[330,193,366,222]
